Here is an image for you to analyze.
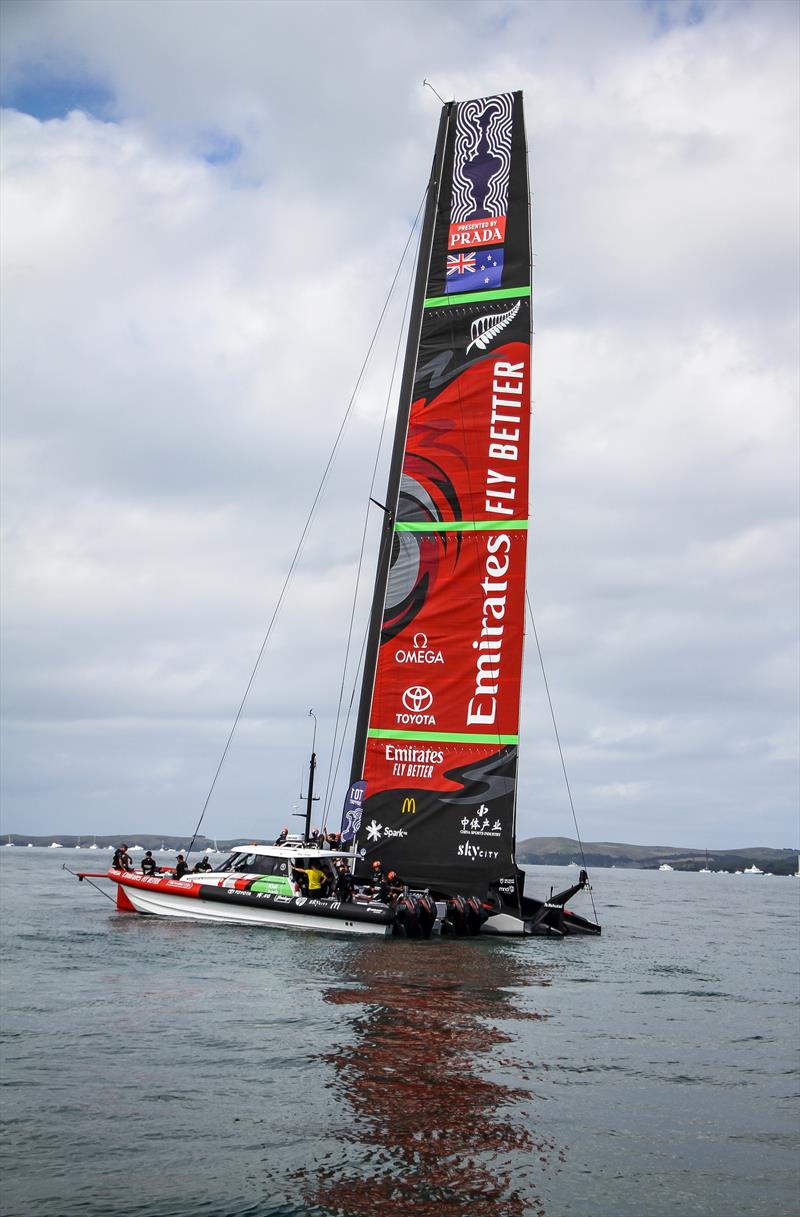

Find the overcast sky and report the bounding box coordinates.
[1,0,797,849]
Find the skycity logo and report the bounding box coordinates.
[397,685,436,726]
[458,840,500,861]
[394,631,444,666]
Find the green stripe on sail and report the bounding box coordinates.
[395,519,528,532]
[368,728,519,745]
[424,286,531,309]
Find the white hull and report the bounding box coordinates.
[481,911,526,935]
[123,882,393,936]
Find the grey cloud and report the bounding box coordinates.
[1,0,797,846]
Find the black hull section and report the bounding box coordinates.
[518,893,601,936]
[493,869,601,936]
[195,884,395,928]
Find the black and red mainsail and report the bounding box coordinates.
[350,93,531,906]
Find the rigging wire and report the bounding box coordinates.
[184,200,430,862]
[525,592,599,923]
[320,200,425,827]
[62,863,117,906]
[322,623,369,829]
[423,79,449,105]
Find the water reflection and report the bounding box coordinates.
[302,939,562,1217]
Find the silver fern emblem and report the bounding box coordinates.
[466,299,521,355]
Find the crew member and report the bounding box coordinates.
[378,869,404,905]
[141,850,157,876]
[367,859,386,893]
[274,828,289,846]
[291,860,329,897]
[193,856,212,872]
[112,844,133,871]
[334,860,354,902]
[174,854,189,879]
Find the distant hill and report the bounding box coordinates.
[1,835,251,853]
[516,837,798,875]
[3,834,797,875]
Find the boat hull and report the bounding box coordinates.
[78,866,600,939]
[113,872,395,936]
[482,905,601,937]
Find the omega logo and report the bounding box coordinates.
[394,632,444,666]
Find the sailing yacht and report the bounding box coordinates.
[75,91,599,939]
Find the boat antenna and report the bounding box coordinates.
[526,591,599,925]
[301,710,319,843]
[423,78,448,105]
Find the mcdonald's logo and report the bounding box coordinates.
[401,797,416,816]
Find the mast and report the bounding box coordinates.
[304,750,317,843]
[304,710,318,842]
[350,103,453,786]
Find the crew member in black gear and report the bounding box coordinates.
[193,856,212,872]
[174,854,189,879]
[334,861,354,902]
[386,869,404,902]
[112,844,133,871]
[365,859,384,896]
[377,869,404,904]
[274,828,289,845]
[141,850,157,876]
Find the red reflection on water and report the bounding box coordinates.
[299,939,563,1217]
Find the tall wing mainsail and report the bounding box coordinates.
[351,93,531,903]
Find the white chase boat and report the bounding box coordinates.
[76,90,600,940]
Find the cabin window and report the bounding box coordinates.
[218,853,292,875]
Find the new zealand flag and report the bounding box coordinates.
[445,247,504,294]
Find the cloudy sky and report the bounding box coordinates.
[1,0,797,849]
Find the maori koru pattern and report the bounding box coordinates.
[451,93,514,223]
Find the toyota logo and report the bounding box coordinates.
[402,686,433,712]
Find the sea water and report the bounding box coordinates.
[0,849,797,1217]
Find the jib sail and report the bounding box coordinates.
[350,93,531,904]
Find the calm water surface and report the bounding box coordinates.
[0,849,798,1217]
